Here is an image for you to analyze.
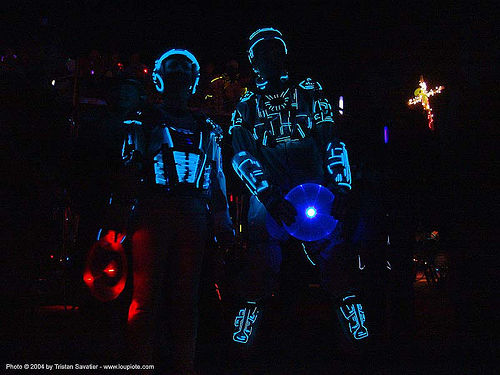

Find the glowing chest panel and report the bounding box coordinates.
[263,90,291,112]
[173,151,201,183]
[254,88,312,146]
[152,126,211,189]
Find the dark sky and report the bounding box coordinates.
[3,1,469,76]
[4,1,479,110]
[2,0,493,160]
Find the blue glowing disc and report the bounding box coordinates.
[283,183,338,242]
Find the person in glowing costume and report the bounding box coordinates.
[97,49,233,374]
[229,28,368,347]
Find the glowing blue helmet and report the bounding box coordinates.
[247,27,288,65]
[152,49,201,94]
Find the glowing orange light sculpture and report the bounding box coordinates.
[408,76,444,130]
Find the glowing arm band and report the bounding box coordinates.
[232,151,270,196]
[326,142,352,190]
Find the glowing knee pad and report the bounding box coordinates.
[232,301,261,344]
[337,294,369,341]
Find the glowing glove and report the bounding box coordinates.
[329,188,349,222]
[260,187,297,226]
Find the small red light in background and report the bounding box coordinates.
[143,68,148,74]
[50,254,54,259]
[214,283,222,301]
[229,194,233,202]
[117,62,123,69]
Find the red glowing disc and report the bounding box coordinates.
[83,240,127,302]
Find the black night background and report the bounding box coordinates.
[1,1,496,374]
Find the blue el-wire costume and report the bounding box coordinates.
[111,106,231,228]
[103,49,234,373]
[229,28,367,345]
[104,48,231,234]
[230,77,364,343]
[230,78,351,196]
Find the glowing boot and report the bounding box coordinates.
[337,294,369,342]
[232,301,261,344]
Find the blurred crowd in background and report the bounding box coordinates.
[1,45,251,124]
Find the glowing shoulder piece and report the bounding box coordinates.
[123,110,144,126]
[240,90,255,102]
[123,119,142,126]
[232,151,269,195]
[298,78,323,91]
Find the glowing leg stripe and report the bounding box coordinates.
[301,243,316,266]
